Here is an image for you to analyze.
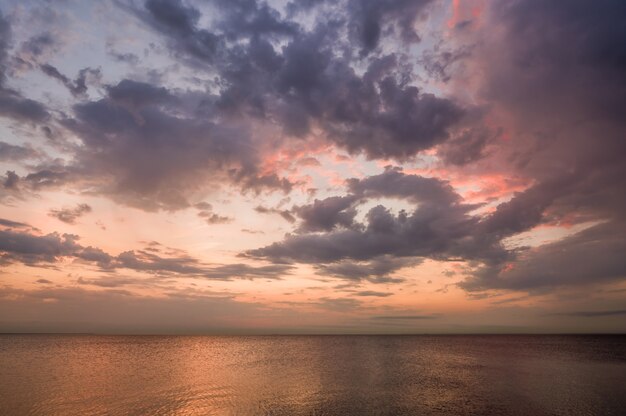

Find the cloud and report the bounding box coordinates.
[347,0,434,56]
[445,0,626,292]
[0,229,81,265]
[1,0,625,302]
[195,202,231,225]
[248,159,625,289]
[354,291,392,297]
[0,141,38,161]
[24,168,73,190]
[3,171,19,189]
[0,11,49,123]
[56,77,292,210]
[4,0,468,212]
[461,221,626,291]
[437,125,498,166]
[247,168,491,279]
[347,166,462,205]
[245,0,626,291]
[293,195,359,232]
[0,89,49,123]
[48,203,92,224]
[314,256,416,283]
[241,228,264,234]
[0,218,31,229]
[124,0,466,160]
[254,205,296,223]
[201,263,291,280]
[18,31,58,61]
[289,0,435,56]
[106,78,174,108]
[0,225,293,280]
[39,64,100,97]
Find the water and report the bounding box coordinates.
[1,335,625,415]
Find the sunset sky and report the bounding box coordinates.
[1,0,625,334]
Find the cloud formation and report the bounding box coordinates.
[0,225,292,280]
[0,0,625,333]
[48,203,92,224]
[0,11,49,123]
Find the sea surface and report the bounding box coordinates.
[1,335,625,415]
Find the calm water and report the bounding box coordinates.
[1,335,625,415]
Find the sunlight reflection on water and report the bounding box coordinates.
[1,335,625,415]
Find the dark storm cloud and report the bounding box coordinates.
[48,203,92,224]
[0,226,292,280]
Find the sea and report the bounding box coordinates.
[1,334,625,415]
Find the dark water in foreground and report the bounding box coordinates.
[1,335,625,415]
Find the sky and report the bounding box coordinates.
[0,0,625,334]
